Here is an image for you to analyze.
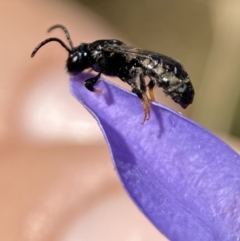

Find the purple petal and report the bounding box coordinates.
[70,73,240,241]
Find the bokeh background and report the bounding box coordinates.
[1,0,240,241]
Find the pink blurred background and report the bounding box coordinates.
[0,0,239,240]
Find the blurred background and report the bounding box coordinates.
[0,0,240,240]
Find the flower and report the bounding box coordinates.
[70,73,240,241]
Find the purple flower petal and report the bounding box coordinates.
[70,73,240,241]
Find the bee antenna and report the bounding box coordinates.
[31,38,71,58]
[48,24,74,49]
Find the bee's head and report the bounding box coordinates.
[31,24,89,75]
[66,44,90,75]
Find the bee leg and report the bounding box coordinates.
[132,88,150,125]
[127,70,150,124]
[147,79,155,101]
[141,92,151,124]
[84,73,102,94]
[139,72,151,124]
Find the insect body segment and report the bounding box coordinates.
[31,25,195,124]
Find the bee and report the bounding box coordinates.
[31,24,194,124]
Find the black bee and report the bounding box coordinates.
[31,24,194,124]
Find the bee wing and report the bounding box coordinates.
[102,44,174,62]
[103,44,155,57]
[102,43,187,76]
